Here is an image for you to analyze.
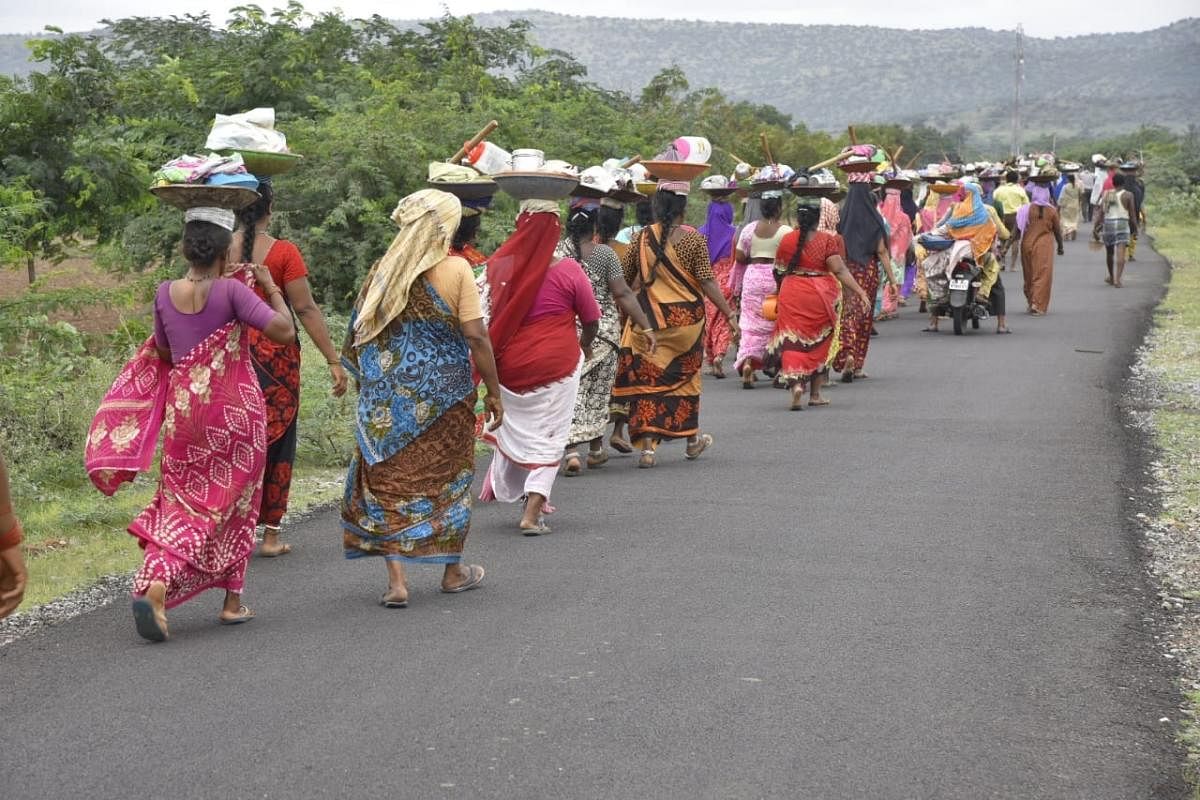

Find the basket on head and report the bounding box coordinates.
[150,184,261,211]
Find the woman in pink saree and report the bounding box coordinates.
[86,209,295,642]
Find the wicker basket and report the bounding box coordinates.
[150,184,261,210]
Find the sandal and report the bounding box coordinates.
[789,387,805,411]
[609,435,633,454]
[131,597,168,643]
[638,450,656,469]
[685,433,713,460]
[219,604,257,625]
[809,398,831,407]
[586,449,608,468]
[563,453,582,477]
[380,591,409,609]
[520,518,551,536]
[441,564,485,593]
[711,360,726,379]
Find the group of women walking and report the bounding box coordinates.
[77,144,1121,642]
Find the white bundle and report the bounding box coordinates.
[205,108,288,153]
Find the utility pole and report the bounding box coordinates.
[1011,24,1024,157]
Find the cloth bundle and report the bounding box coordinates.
[204,108,289,153]
[152,153,251,186]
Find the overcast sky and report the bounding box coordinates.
[2,0,1194,37]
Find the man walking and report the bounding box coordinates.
[993,170,1029,271]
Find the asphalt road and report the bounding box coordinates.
[0,237,1187,799]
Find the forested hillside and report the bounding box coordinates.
[454,11,1200,143]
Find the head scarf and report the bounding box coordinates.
[185,207,236,230]
[837,183,889,264]
[486,209,562,361]
[945,182,998,259]
[1015,183,1053,234]
[698,199,736,265]
[899,188,919,222]
[946,182,989,230]
[879,189,913,264]
[920,190,954,232]
[353,189,461,347]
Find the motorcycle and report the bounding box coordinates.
[920,236,990,335]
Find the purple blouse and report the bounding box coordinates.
[153,279,276,363]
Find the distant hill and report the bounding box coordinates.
[461,11,1200,145]
[4,12,1196,145]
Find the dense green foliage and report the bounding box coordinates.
[0,4,1000,310]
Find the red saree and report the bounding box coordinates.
[86,323,267,608]
[770,230,845,385]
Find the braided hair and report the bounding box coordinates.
[651,189,688,248]
[777,202,823,288]
[566,205,598,260]
[236,177,274,263]
[452,214,481,250]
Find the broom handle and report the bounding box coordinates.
[760,132,775,166]
[848,126,858,145]
[450,120,500,164]
[620,155,642,168]
[809,149,854,171]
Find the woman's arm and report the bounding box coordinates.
[460,318,504,431]
[1123,193,1139,236]
[248,264,296,344]
[876,238,899,289]
[700,279,740,338]
[285,276,348,397]
[0,452,27,619]
[1053,210,1064,254]
[828,255,870,307]
[608,276,657,353]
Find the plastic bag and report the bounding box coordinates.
[204,108,288,153]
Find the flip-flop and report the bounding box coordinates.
[609,435,633,454]
[218,605,257,625]
[809,398,831,407]
[441,564,485,593]
[840,371,853,383]
[685,433,713,460]
[562,454,582,477]
[131,597,168,643]
[586,450,609,468]
[520,519,551,536]
[996,329,1013,335]
[380,592,409,609]
[921,327,938,333]
[257,542,292,558]
[638,450,656,469]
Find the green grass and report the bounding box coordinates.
[4,313,355,611]
[1141,215,1200,794]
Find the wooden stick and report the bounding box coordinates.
[848,126,858,145]
[449,120,499,164]
[891,146,904,167]
[760,132,775,166]
[905,151,923,169]
[620,155,642,168]
[724,150,748,166]
[809,148,854,171]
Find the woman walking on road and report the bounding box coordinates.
[228,179,348,558]
[613,184,739,469]
[1018,182,1064,315]
[87,207,296,641]
[479,200,600,534]
[698,194,738,378]
[561,201,656,477]
[1056,174,1081,241]
[733,191,791,388]
[769,201,870,410]
[340,190,503,607]
[832,179,894,382]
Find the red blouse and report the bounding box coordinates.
[775,229,846,273]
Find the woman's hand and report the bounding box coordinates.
[726,314,741,339]
[328,362,349,397]
[642,329,658,355]
[483,392,504,431]
[250,264,278,294]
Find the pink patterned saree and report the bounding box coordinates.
[85,323,267,608]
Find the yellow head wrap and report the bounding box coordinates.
[352,189,462,347]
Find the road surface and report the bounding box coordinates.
[0,238,1186,798]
